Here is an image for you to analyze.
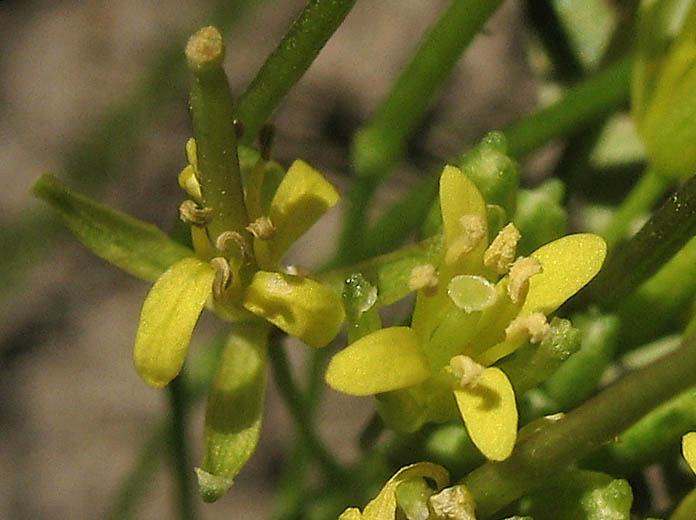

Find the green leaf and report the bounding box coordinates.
[133,257,214,388]
[197,323,269,502]
[517,470,633,520]
[32,174,192,282]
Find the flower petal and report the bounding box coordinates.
[683,431,696,474]
[134,257,214,388]
[522,233,607,315]
[254,160,339,269]
[243,271,344,348]
[325,327,430,395]
[454,367,518,461]
[361,463,449,520]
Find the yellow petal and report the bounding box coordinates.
[254,160,339,269]
[243,271,344,348]
[338,508,363,520]
[683,432,696,474]
[522,233,607,315]
[439,165,488,274]
[362,463,449,520]
[134,257,214,388]
[325,327,430,395]
[454,367,518,461]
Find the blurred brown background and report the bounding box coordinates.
[0,1,534,518]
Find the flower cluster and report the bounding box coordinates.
[326,164,606,461]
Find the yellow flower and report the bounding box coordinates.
[326,165,606,461]
[134,152,344,388]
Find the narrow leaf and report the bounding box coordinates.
[32,174,192,282]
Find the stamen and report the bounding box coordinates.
[178,165,203,202]
[408,264,439,296]
[179,200,213,227]
[215,230,252,259]
[246,216,276,240]
[445,215,487,265]
[185,137,198,169]
[448,355,485,389]
[428,485,476,520]
[484,222,521,274]
[507,256,543,304]
[210,257,232,301]
[505,312,550,343]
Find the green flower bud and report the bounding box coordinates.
[514,179,568,255]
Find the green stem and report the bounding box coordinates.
[503,56,632,159]
[341,0,504,262]
[168,374,198,520]
[268,335,348,483]
[602,168,673,248]
[235,0,358,142]
[583,386,696,476]
[463,337,696,518]
[578,173,696,309]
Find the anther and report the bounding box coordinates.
[445,215,487,265]
[484,223,521,274]
[210,257,232,301]
[448,355,485,389]
[179,200,213,227]
[408,264,439,296]
[507,256,543,304]
[215,230,252,259]
[246,216,276,240]
[505,312,550,343]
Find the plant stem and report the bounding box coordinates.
[463,336,696,518]
[503,56,632,159]
[235,0,358,143]
[578,173,696,309]
[602,168,672,248]
[168,374,198,520]
[268,335,348,483]
[341,0,504,262]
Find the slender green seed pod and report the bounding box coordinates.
[196,322,270,502]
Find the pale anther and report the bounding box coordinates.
[507,256,543,304]
[408,264,439,296]
[179,200,213,227]
[445,215,487,265]
[428,485,476,520]
[215,230,252,259]
[448,355,485,390]
[484,222,521,274]
[246,216,276,240]
[210,257,231,301]
[505,312,550,343]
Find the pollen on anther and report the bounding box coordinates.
[449,355,485,389]
[484,223,521,274]
[445,215,487,265]
[507,256,543,304]
[505,312,550,343]
[408,264,439,296]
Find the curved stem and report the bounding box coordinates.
[464,337,696,518]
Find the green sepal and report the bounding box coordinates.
[32,175,192,282]
[516,470,633,520]
[319,234,445,307]
[197,322,269,502]
[133,257,214,388]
